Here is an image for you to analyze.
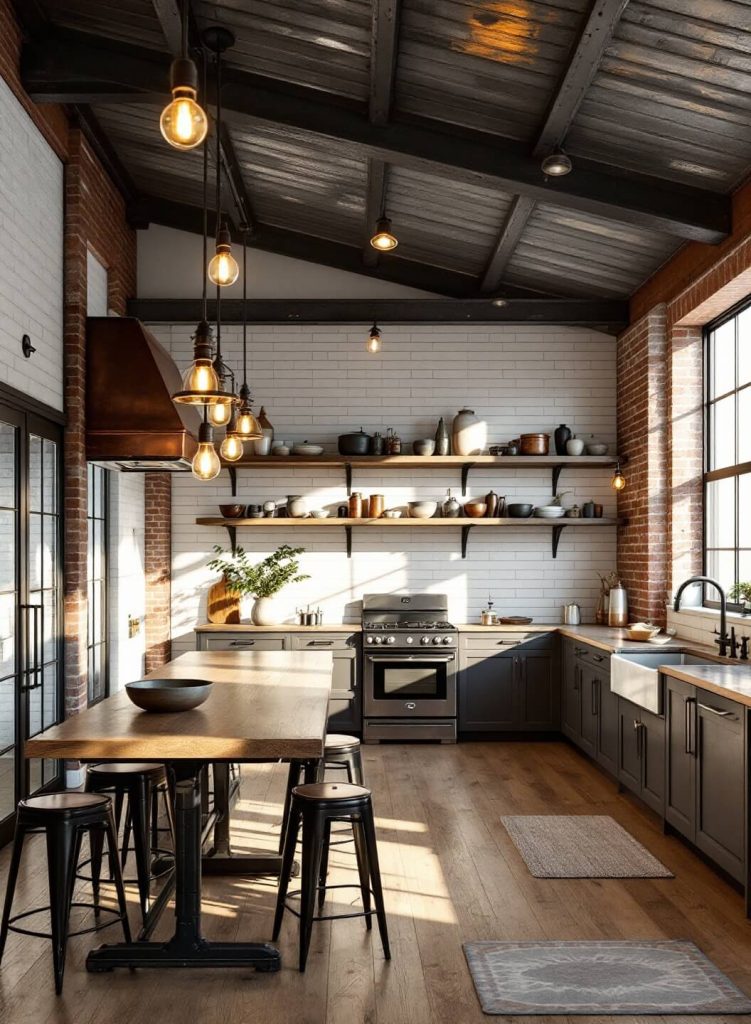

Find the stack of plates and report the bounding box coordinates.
[534,505,566,518]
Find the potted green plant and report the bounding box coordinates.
[729,582,751,613]
[207,544,310,625]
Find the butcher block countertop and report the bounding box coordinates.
[660,663,751,708]
[195,623,362,633]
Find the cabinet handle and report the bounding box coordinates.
[593,653,605,663]
[573,666,579,691]
[591,678,598,716]
[685,696,696,755]
[229,640,255,646]
[308,640,334,646]
[697,702,736,718]
[633,719,642,757]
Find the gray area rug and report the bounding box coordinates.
[502,814,673,878]
[463,940,751,1015]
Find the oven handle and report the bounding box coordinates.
[365,654,456,663]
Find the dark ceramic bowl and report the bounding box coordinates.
[219,504,245,519]
[125,678,212,713]
[507,503,533,518]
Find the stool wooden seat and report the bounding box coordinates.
[0,793,130,994]
[272,781,390,971]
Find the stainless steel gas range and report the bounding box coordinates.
[362,594,458,744]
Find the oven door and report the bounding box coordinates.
[364,652,457,718]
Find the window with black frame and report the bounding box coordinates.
[704,302,751,611]
[87,464,109,704]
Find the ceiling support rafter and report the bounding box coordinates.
[20,29,730,245]
[480,0,632,294]
[363,0,401,267]
[151,0,184,55]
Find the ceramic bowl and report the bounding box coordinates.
[499,616,533,625]
[463,500,488,518]
[507,503,534,518]
[408,501,438,519]
[412,439,436,456]
[566,438,585,456]
[219,504,245,518]
[292,443,324,456]
[585,442,609,456]
[310,509,329,519]
[383,508,402,518]
[626,622,660,642]
[125,678,212,713]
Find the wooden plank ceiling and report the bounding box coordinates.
[16,0,751,301]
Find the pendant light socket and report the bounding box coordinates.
[366,323,382,354]
[172,320,227,405]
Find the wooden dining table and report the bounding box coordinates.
[25,649,333,974]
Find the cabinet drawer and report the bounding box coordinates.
[460,633,553,652]
[290,633,358,652]
[572,642,610,673]
[202,636,286,651]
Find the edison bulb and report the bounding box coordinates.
[209,399,233,427]
[236,409,262,439]
[181,358,219,396]
[220,432,244,462]
[208,247,240,286]
[160,90,208,150]
[192,440,221,481]
[611,469,626,492]
[366,326,382,354]
[370,217,398,252]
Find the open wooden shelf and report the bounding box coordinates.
[196,515,623,559]
[223,453,620,497]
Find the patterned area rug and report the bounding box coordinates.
[463,940,751,1015]
[501,815,673,878]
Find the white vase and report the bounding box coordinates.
[452,408,487,456]
[251,596,285,626]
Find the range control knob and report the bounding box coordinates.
[420,635,431,645]
[443,635,454,645]
[386,635,396,645]
[432,635,442,645]
[374,636,384,645]
[366,635,374,644]
[406,635,414,644]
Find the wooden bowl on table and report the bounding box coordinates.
[125,679,213,713]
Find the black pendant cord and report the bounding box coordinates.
[201,49,208,322]
[214,48,223,362]
[242,227,248,388]
[181,0,189,59]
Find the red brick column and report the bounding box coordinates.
[145,474,172,672]
[616,306,669,624]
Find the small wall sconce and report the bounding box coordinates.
[21,334,36,359]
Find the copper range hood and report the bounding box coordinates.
[86,317,201,471]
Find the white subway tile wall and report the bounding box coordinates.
[150,323,618,656]
[0,78,63,411]
[108,472,146,688]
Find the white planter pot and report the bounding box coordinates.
[452,408,487,456]
[251,596,285,626]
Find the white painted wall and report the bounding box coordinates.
[86,249,109,318]
[137,225,437,299]
[108,472,146,689]
[149,322,619,656]
[0,77,63,411]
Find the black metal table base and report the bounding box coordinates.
[86,762,282,973]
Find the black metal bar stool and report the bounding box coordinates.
[318,734,364,785]
[0,793,131,994]
[272,782,390,972]
[278,758,322,854]
[84,762,176,919]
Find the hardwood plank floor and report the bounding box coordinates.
[0,740,750,1023]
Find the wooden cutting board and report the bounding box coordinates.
[207,576,242,624]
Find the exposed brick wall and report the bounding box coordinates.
[616,307,669,624]
[144,473,172,672]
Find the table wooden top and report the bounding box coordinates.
[25,651,333,761]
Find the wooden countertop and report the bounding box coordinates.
[25,651,333,761]
[195,623,361,632]
[660,663,751,708]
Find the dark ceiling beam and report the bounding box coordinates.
[127,296,628,330]
[151,0,183,55]
[534,0,630,158]
[479,197,535,294]
[363,0,401,267]
[73,106,138,203]
[21,30,730,244]
[480,0,630,294]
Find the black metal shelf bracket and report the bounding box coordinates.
[551,465,563,494]
[224,524,237,554]
[345,526,352,558]
[461,462,475,496]
[228,465,238,497]
[461,525,473,559]
[345,463,352,496]
[551,524,566,559]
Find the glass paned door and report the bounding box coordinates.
[0,404,63,846]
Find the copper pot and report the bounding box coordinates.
[369,494,385,518]
[519,432,549,456]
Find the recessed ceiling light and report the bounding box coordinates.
[541,150,573,177]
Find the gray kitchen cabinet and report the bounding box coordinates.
[290,634,362,734]
[561,639,581,743]
[459,634,558,732]
[617,697,665,816]
[200,635,286,651]
[578,662,598,758]
[579,660,618,774]
[665,677,745,883]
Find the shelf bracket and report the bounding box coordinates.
[345,463,352,497]
[461,462,475,497]
[228,466,238,497]
[225,525,238,554]
[345,525,352,558]
[551,465,563,495]
[461,524,474,559]
[551,524,566,559]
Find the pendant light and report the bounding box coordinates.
[370,215,398,252]
[220,409,244,461]
[611,460,626,492]
[160,0,208,150]
[235,226,262,440]
[541,149,573,177]
[366,322,382,354]
[206,29,239,287]
[172,52,225,408]
[192,415,222,480]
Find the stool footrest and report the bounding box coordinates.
[283,883,375,923]
[7,901,128,940]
